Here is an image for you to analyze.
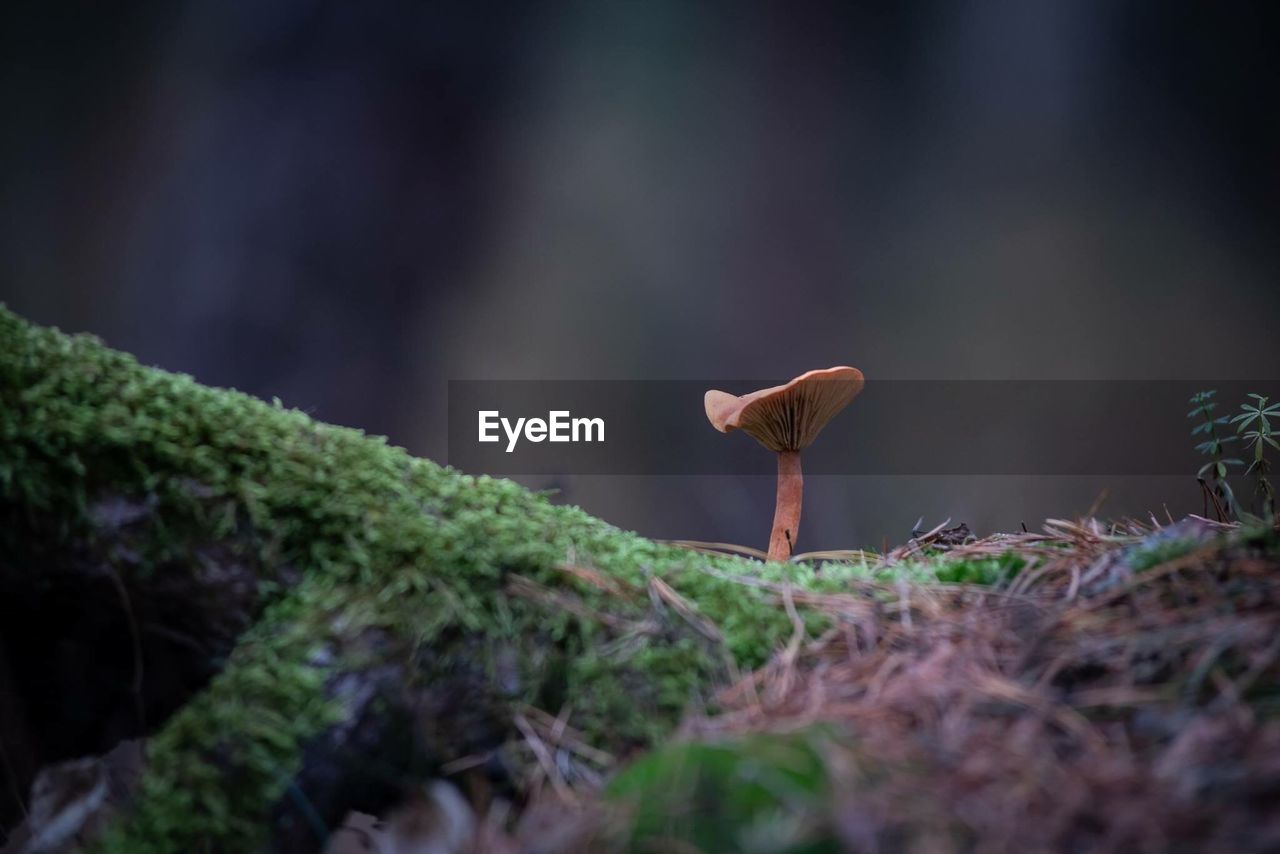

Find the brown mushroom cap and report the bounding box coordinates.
[704,366,865,453]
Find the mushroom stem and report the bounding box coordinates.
[768,451,803,561]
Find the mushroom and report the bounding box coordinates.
[704,367,864,561]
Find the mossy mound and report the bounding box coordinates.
[8,308,1276,852]
[0,306,897,850]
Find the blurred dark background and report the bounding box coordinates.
[3,1,1278,550]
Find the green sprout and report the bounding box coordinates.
[1189,390,1241,521]
[1230,393,1280,520]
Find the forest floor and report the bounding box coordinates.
[327,515,1280,853]
[5,307,1279,852]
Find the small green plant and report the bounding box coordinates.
[1189,390,1241,521]
[1231,394,1279,520]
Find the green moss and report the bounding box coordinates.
[0,307,1019,849]
[0,307,815,848]
[812,551,1025,586]
[96,579,341,852]
[606,727,845,852]
[1128,536,1202,572]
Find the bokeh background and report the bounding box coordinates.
[3,1,1278,550]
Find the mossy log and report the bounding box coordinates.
[0,307,830,851]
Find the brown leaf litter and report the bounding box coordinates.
[530,516,1280,852]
